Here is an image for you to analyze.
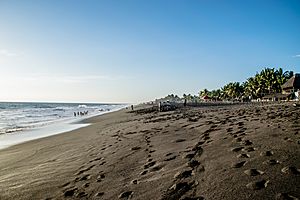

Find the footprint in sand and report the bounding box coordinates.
[131,146,141,150]
[140,170,148,175]
[89,157,103,163]
[237,153,250,158]
[181,196,205,200]
[187,160,200,168]
[149,149,156,153]
[260,150,274,156]
[95,192,105,197]
[231,147,244,152]
[232,161,247,168]
[246,180,269,190]
[118,191,133,199]
[76,191,87,198]
[164,155,177,161]
[61,182,70,188]
[275,193,299,200]
[144,161,156,169]
[165,152,173,156]
[243,147,256,152]
[227,128,233,132]
[263,159,280,165]
[174,169,193,179]
[241,140,252,146]
[281,166,300,175]
[64,188,78,197]
[96,173,105,182]
[99,161,106,166]
[76,174,91,182]
[76,165,95,175]
[83,182,90,188]
[175,139,186,143]
[150,164,164,172]
[244,169,264,176]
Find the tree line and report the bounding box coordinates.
[161,68,294,102]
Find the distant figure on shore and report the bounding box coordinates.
[158,102,161,112]
[74,110,89,117]
[131,105,134,110]
[184,99,187,107]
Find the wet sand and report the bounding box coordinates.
[0,102,299,199]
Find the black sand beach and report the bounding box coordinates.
[0,102,299,199]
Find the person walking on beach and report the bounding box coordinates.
[131,105,134,110]
[74,112,76,117]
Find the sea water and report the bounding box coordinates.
[0,102,126,149]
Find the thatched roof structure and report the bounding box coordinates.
[282,74,300,90]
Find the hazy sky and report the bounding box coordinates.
[0,0,299,103]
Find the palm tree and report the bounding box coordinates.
[210,89,222,101]
[199,89,209,98]
[222,82,243,100]
[243,68,294,99]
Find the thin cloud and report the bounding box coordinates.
[293,54,300,58]
[0,49,18,57]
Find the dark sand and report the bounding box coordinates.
[0,103,299,199]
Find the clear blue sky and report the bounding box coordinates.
[0,0,299,103]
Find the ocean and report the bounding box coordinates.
[0,102,126,135]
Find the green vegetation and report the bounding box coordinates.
[160,68,294,102]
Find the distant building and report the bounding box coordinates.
[282,73,300,94]
[201,95,211,101]
[262,73,300,101]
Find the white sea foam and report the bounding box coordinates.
[0,102,127,149]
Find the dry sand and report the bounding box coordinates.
[0,103,299,200]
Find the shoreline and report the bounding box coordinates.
[0,105,127,150]
[0,103,299,199]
